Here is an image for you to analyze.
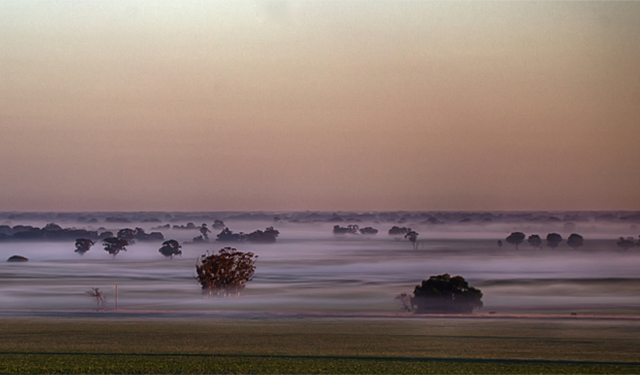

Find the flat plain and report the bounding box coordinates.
[1,316,640,374]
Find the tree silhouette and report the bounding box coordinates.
[404,230,419,249]
[527,234,542,249]
[546,233,563,248]
[102,237,129,258]
[158,239,182,259]
[195,247,257,297]
[506,232,526,249]
[85,287,107,310]
[411,274,483,314]
[567,233,584,249]
[74,238,95,255]
[199,224,211,240]
[617,237,635,251]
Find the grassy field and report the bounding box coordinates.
[1,316,640,374]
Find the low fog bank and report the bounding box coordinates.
[1,218,640,315]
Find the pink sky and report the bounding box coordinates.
[1,1,639,211]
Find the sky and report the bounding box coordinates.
[1,1,639,212]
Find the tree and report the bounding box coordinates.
[195,247,257,297]
[506,232,526,249]
[567,233,584,250]
[546,233,563,248]
[102,237,129,258]
[199,224,211,240]
[617,237,635,251]
[410,274,483,314]
[85,287,107,310]
[74,238,95,255]
[158,239,182,259]
[527,234,542,249]
[404,230,419,249]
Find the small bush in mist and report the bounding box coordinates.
[546,233,563,248]
[195,247,257,297]
[85,287,107,310]
[567,233,584,249]
[401,273,483,314]
[158,239,182,259]
[506,232,525,249]
[102,237,129,258]
[74,238,95,255]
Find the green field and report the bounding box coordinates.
[1,316,640,374]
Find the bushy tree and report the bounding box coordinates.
[158,239,182,259]
[410,273,483,314]
[546,233,563,248]
[527,234,542,249]
[195,247,257,297]
[617,237,635,251]
[567,233,584,249]
[506,232,526,249]
[74,238,95,255]
[102,237,129,258]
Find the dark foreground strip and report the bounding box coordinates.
[1,352,639,367]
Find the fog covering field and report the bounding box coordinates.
[1,211,639,315]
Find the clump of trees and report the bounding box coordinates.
[246,227,280,243]
[195,247,257,297]
[158,240,182,259]
[102,237,129,258]
[398,274,483,314]
[214,227,280,243]
[333,224,359,235]
[74,238,95,255]
[388,226,411,236]
[359,227,379,235]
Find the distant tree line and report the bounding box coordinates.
[0,223,163,242]
[504,232,640,250]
